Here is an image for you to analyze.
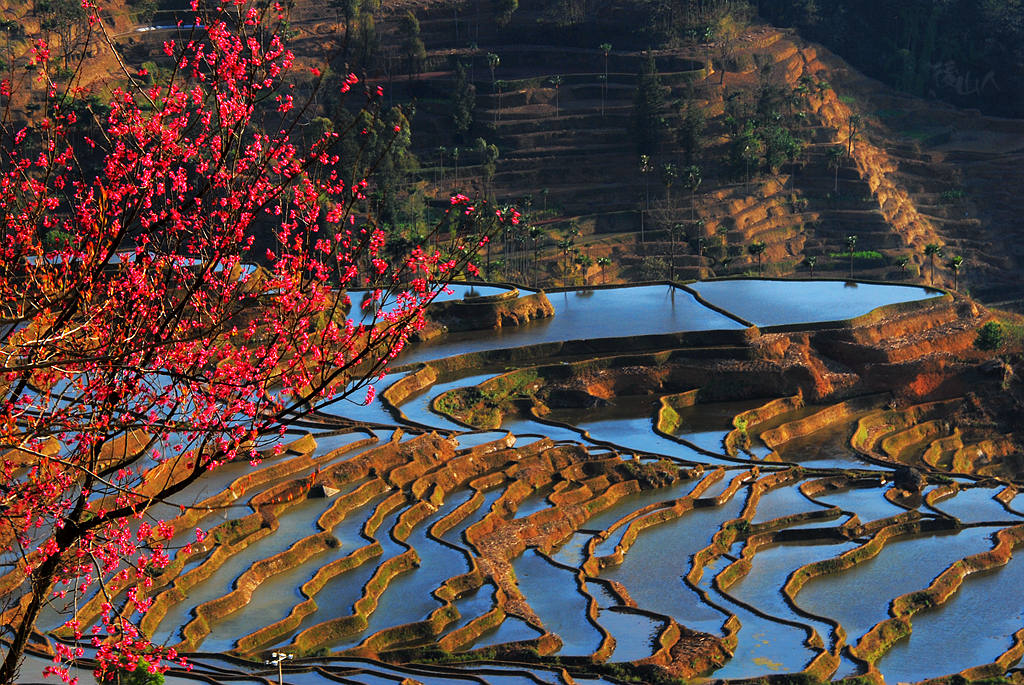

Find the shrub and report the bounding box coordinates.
[974,321,1005,351]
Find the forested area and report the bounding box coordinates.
[754,0,1024,116]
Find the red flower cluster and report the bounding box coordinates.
[0,1,514,682]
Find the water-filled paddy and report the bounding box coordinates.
[793,527,998,641]
[512,550,603,656]
[929,486,1021,522]
[546,399,727,463]
[396,285,745,365]
[877,547,1024,681]
[689,279,942,326]
[23,279,1010,684]
[750,485,830,524]
[599,490,744,633]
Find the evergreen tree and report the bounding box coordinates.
[677,102,706,165]
[451,62,476,140]
[630,52,667,157]
[400,10,426,79]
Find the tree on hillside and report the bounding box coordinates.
[600,42,612,117]
[597,256,612,283]
[0,3,506,681]
[827,145,845,193]
[451,62,477,140]
[328,0,362,59]
[487,52,500,91]
[924,243,944,285]
[558,237,575,277]
[495,79,507,123]
[356,11,379,70]
[846,234,859,278]
[748,240,767,274]
[477,139,500,200]
[677,102,706,165]
[714,13,743,85]
[630,52,666,157]
[400,11,426,80]
[684,164,702,222]
[661,162,678,208]
[549,75,563,117]
[847,113,862,155]
[804,254,817,277]
[332,105,418,228]
[669,222,686,280]
[947,255,963,290]
[576,253,594,284]
[729,121,761,184]
[639,154,653,242]
[530,226,545,285]
[37,0,87,70]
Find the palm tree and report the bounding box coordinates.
[896,256,910,277]
[494,79,506,123]
[827,146,844,194]
[639,154,652,242]
[487,52,499,89]
[576,253,594,284]
[437,146,446,185]
[557,237,574,277]
[599,42,611,117]
[747,240,767,275]
[452,146,460,186]
[597,256,611,283]
[669,222,684,280]
[804,254,817,277]
[549,75,562,117]
[924,243,944,285]
[947,254,963,290]
[683,164,702,222]
[661,162,678,208]
[846,234,858,278]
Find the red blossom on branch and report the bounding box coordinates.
[0,1,511,682]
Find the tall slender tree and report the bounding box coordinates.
[924,243,944,285]
[947,255,963,290]
[684,164,702,222]
[827,145,844,194]
[631,51,666,156]
[549,75,563,117]
[846,234,858,278]
[639,154,652,242]
[599,42,612,117]
[748,240,767,274]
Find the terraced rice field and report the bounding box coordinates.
[17,281,1024,685]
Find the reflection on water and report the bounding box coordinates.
[397,285,744,366]
[689,279,941,326]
